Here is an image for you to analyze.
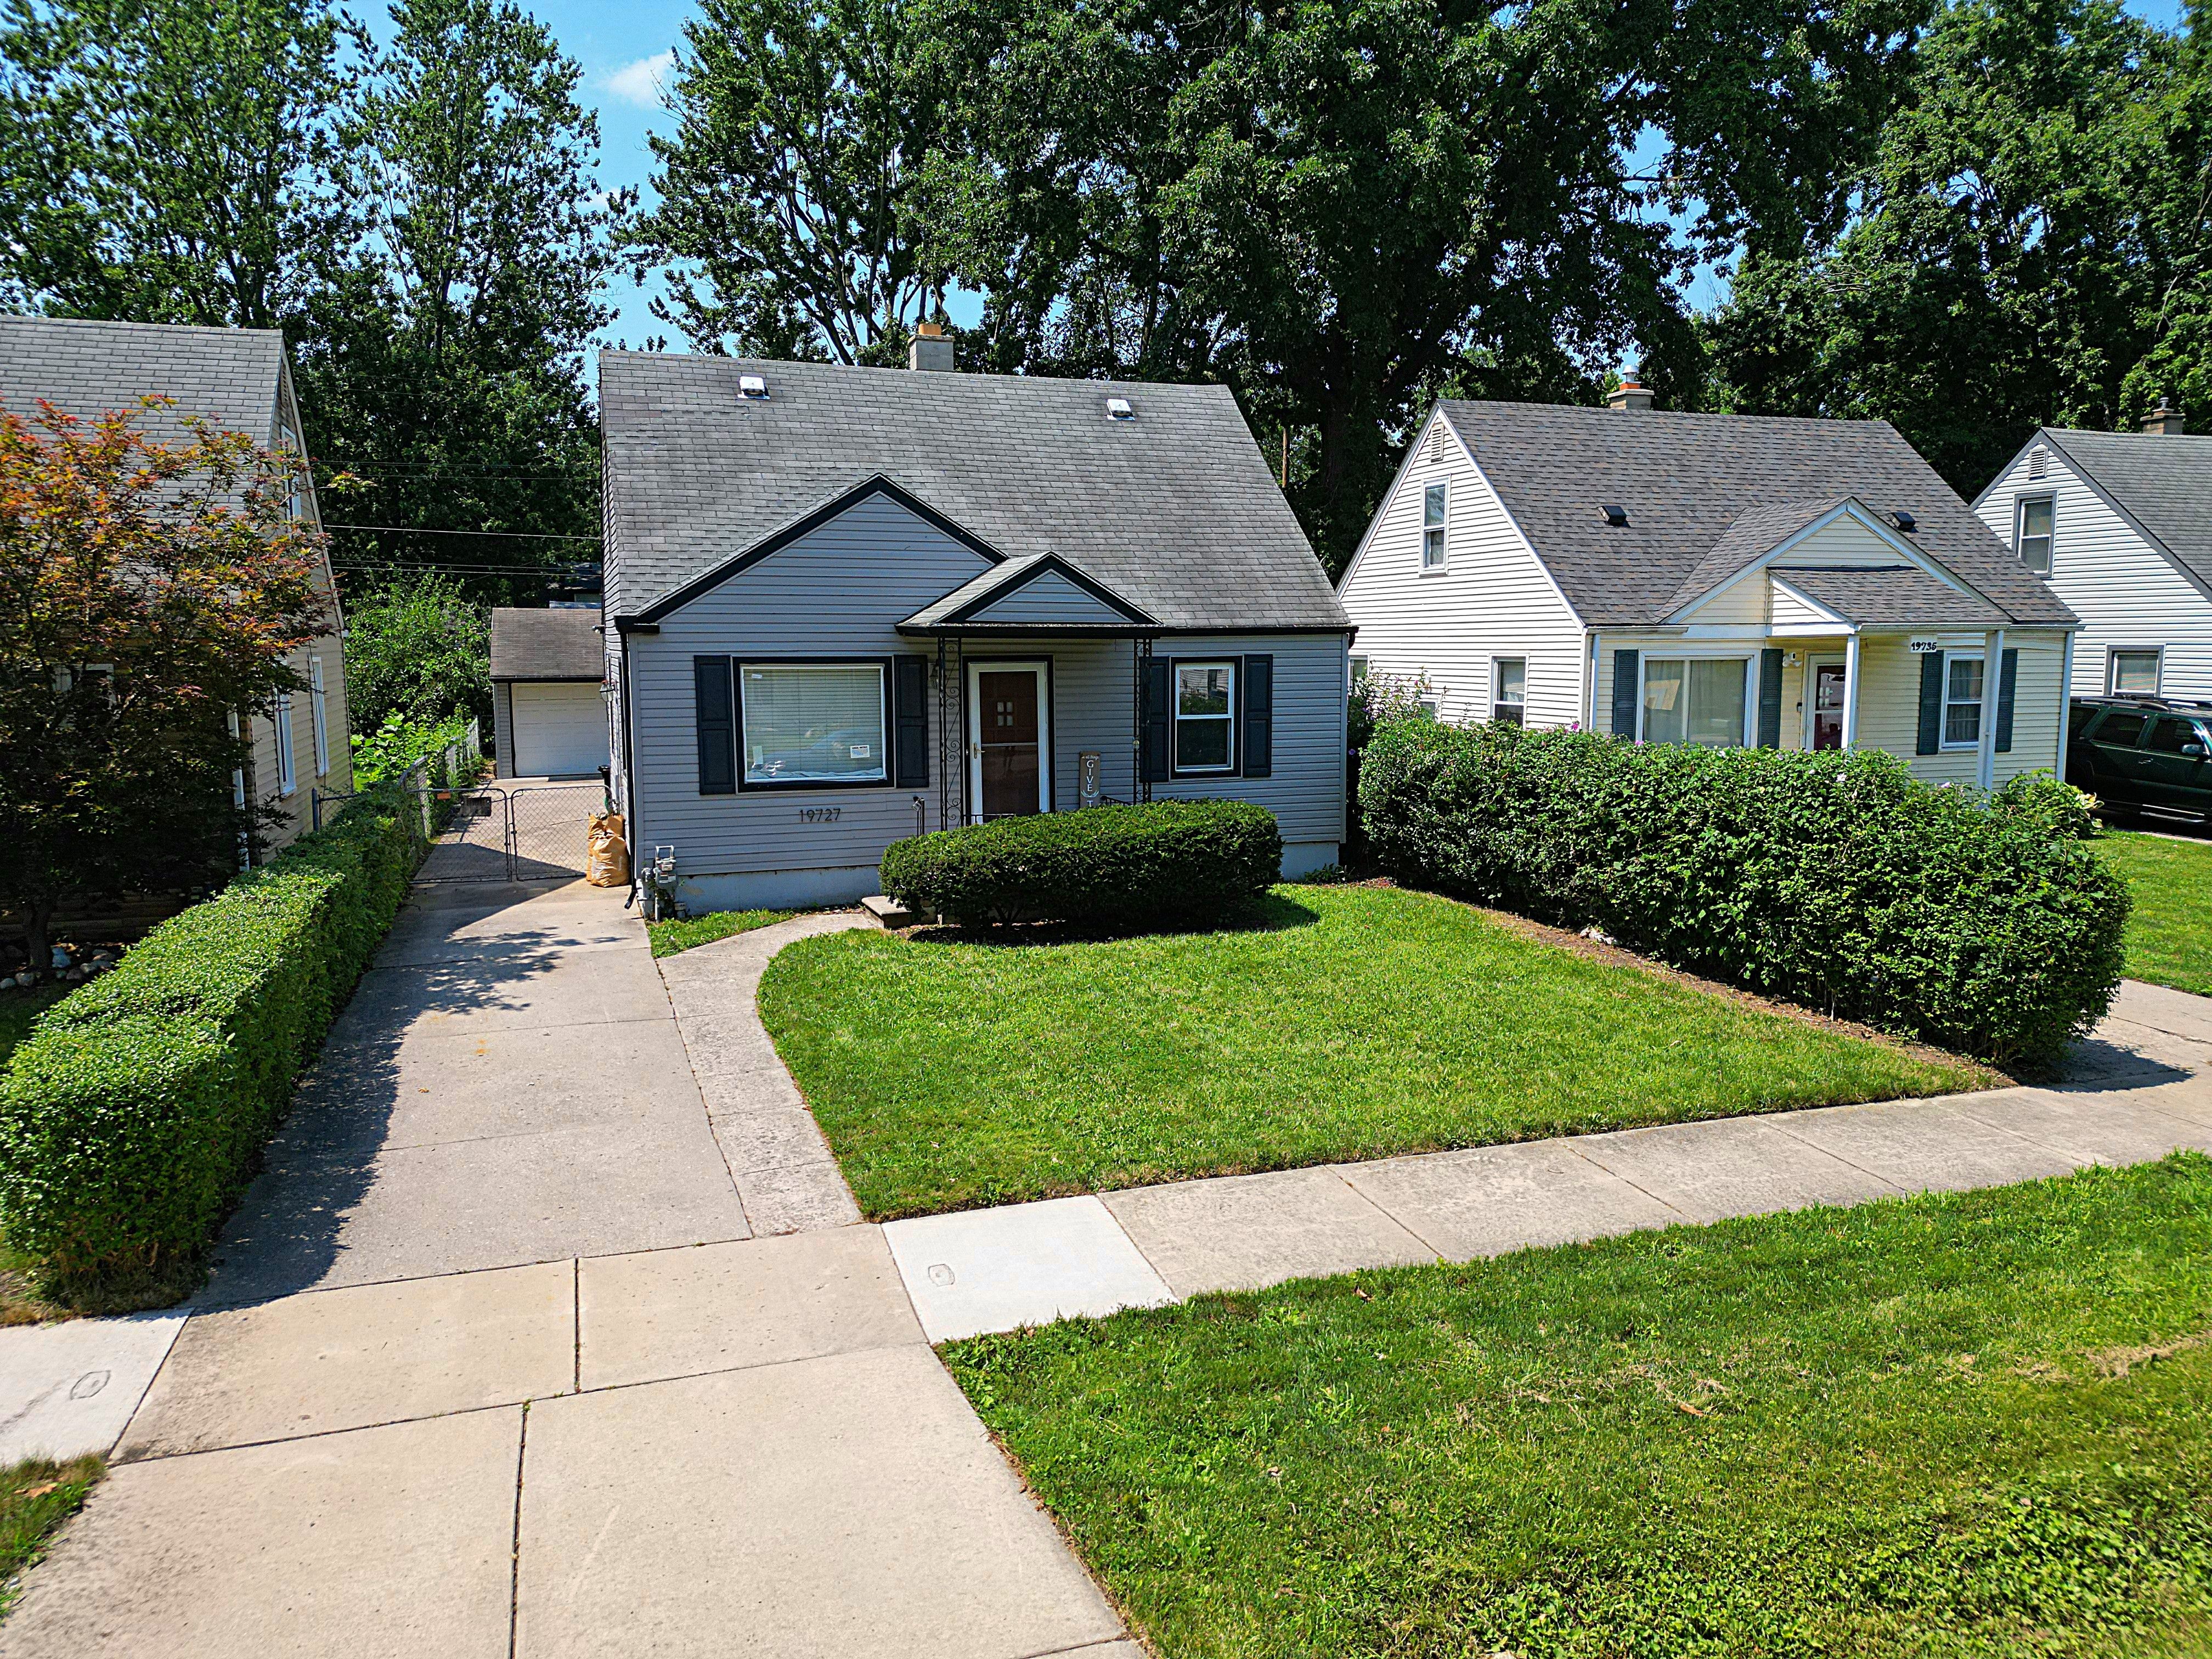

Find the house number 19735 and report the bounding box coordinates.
[798,806,842,823]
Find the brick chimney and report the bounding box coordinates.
[908,320,954,373]
[2141,399,2186,436]
[1607,376,1654,413]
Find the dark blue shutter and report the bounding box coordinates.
[893,656,929,786]
[1143,657,1172,781]
[1995,647,2018,753]
[1757,648,1784,748]
[1610,650,1640,738]
[1240,654,1273,777]
[1916,651,1944,755]
[695,656,735,794]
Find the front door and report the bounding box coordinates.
[1811,663,1847,751]
[969,663,1048,820]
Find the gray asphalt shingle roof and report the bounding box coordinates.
[1772,565,2010,627]
[1435,401,2075,628]
[600,353,1348,630]
[0,315,287,445]
[490,607,605,681]
[2039,427,2212,590]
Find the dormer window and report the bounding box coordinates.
[1106,396,1135,421]
[738,374,769,400]
[1421,482,1448,569]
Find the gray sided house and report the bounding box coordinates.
[0,315,351,855]
[600,351,1353,911]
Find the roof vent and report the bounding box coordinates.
[1892,508,1917,532]
[1426,424,1447,464]
[1601,504,1629,527]
[2028,445,2049,479]
[738,374,768,400]
[1105,396,1135,421]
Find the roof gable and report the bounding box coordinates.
[2032,427,2212,596]
[601,353,1348,633]
[1669,498,1984,621]
[902,554,1156,633]
[1434,400,2075,628]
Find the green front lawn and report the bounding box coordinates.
[946,1155,2212,1658]
[759,885,1986,1219]
[2097,830,2212,996]
[646,907,792,958]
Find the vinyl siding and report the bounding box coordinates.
[1769,583,1838,631]
[493,682,516,778]
[1974,445,2212,698]
[246,631,352,852]
[1593,629,2067,782]
[622,491,1346,894]
[1336,409,1585,726]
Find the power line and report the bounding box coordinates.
[331,560,584,575]
[321,522,601,541]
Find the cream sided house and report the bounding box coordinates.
[1338,387,2079,786]
[1971,407,2212,701]
[600,340,1355,912]
[0,315,351,856]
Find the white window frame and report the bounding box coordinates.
[2014,493,2055,575]
[738,659,890,788]
[308,656,330,776]
[1942,653,1985,751]
[1420,481,1449,571]
[274,692,297,795]
[1638,654,1755,748]
[2107,646,2163,696]
[1172,658,1237,774]
[1349,654,1369,683]
[1492,656,1527,725]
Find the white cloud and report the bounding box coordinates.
[601,50,675,110]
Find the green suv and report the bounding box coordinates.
[2068,696,2212,820]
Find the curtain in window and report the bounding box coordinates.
[1645,659,1745,747]
[742,664,885,782]
[1945,657,1984,746]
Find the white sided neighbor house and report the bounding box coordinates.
[599,339,1355,912]
[1972,407,2212,701]
[1338,387,2080,786]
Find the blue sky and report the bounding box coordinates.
[521,0,2189,353]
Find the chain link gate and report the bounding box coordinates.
[312,780,604,884]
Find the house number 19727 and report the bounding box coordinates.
[798,806,842,823]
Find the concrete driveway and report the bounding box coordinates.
[199,878,754,1305]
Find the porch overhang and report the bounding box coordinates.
[899,550,1158,636]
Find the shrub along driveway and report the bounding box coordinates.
[759,885,1989,1220]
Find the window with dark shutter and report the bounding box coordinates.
[1994,648,2018,753]
[893,656,929,786]
[1915,651,1944,755]
[1610,650,1640,737]
[1142,656,1172,782]
[1240,655,1273,777]
[1757,648,1784,748]
[695,656,736,794]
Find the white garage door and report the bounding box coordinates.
[511,681,609,777]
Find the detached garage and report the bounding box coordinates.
[490,608,610,779]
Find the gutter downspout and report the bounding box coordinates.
[1585,631,1599,731]
[1978,628,2005,790]
[619,625,639,904]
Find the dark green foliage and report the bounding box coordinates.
[1358,719,2129,1066]
[879,800,1282,928]
[342,574,492,732]
[0,787,425,1290]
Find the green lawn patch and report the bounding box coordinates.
[647,908,793,958]
[2097,830,2212,996]
[945,1155,2212,1658]
[759,885,1985,1219]
[0,1455,101,1615]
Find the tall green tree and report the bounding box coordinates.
[295,0,620,603]
[0,0,355,329]
[1706,0,2209,493]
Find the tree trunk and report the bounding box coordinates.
[22,894,57,984]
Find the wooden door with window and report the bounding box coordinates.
[977,668,1043,819]
[1811,663,1847,751]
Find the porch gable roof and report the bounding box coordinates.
[900,551,1159,635]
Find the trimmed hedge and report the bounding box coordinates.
[880,800,1282,927]
[1359,720,2129,1069]
[0,787,426,1288]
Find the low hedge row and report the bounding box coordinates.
[1359,720,2129,1069]
[0,786,426,1289]
[880,800,1283,927]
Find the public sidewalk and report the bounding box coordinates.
[1,903,2207,1656]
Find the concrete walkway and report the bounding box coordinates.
[2,898,2208,1655]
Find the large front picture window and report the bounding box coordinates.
[1175,661,1235,771]
[741,662,887,784]
[1644,658,1746,747]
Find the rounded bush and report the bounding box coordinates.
[1358,719,2129,1069]
[879,800,1283,927]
